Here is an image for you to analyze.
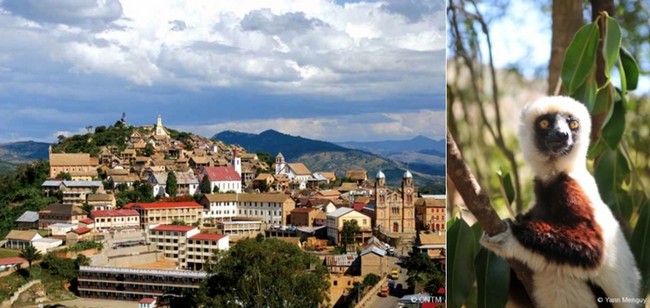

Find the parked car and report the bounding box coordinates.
[379,285,390,297]
[391,268,400,280]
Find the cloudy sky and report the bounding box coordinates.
[0,0,446,144]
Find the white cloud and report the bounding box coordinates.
[0,0,445,99]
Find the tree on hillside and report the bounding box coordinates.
[171,219,186,225]
[200,177,212,194]
[20,244,42,267]
[401,252,445,294]
[166,171,177,198]
[81,202,93,215]
[199,237,330,307]
[56,172,72,181]
[340,219,360,253]
[256,152,275,169]
[144,143,155,156]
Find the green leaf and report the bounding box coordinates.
[570,72,598,110]
[601,98,626,149]
[471,222,484,253]
[592,85,614,115]
[448,218,476,308]
[475,248,510,308]
[617,192,633,223]
[594,149,630,218]
[602,15,622,80]
[630,200,650,294]
[588,138,606,160]
[561,23,599,94]
[500,172,515,207]
[620,47,640,91]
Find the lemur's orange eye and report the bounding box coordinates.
[539,119,550,129]
[569,120,579,130]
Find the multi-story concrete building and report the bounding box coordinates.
[78,266,206,301]
[326,207,373,245]
[91,209,140,231]
[149,224,198,263]
[42,180,105,206]
[38,203,87,229]
[185,233,228,271]
[199,193,295,225]
[199,194,238,224]
[86,193,116,211]
[148,224,229,270]
[48,151,98,180]
[414,195,446,231]
[124,201,204,228]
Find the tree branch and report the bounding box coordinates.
[447,131,536,304]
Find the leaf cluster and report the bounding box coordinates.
[52,124,135,156]
[199,237,330,308]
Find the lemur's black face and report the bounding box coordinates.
[534,112,580,157]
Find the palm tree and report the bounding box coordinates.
[20,244,42,267]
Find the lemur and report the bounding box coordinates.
[480,96,641,308]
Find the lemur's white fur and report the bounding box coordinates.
[480,96,641,308]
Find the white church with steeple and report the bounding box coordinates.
[155,114,170,138]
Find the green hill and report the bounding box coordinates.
[213,129,444,189]
[213,129,351,161]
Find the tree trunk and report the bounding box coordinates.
[447,131,536,304]
[548,0,584,95]
[589,0,615,142]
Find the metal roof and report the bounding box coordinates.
[79,266,207,278]
[16,211,39,223]
[360,246,387,257]
[326,207,354,218]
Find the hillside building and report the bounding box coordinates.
[38,203,87,229]
[373,170,417,239]
[326,207,373,245]
[48,150,98,180]
[124,201,204,228]
[274,153,311,188]
[78,266,206,301]
[199,166,242,193]
[199,193,296,225]
[148,224,229,270]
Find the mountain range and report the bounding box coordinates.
[337,135,445,156]
[213,129,445,188]
[0,141,51,173]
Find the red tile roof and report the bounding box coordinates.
[139,297,156,304]
[353,203,366,212]
[70,227,91,235]
[189,233,227,241]
[79,218,94,224]
[0,257,26,266]
[151,224,196,233]
[91,209,139,218]
[124,201,203,210]
[291,207,316,213]
[202,166,241,181]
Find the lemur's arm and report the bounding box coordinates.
[480,219,603,276]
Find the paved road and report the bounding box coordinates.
[363,256,411,308]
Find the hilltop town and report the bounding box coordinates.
[0,116,446,307]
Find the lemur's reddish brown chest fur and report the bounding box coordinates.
[511,173,604,268]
